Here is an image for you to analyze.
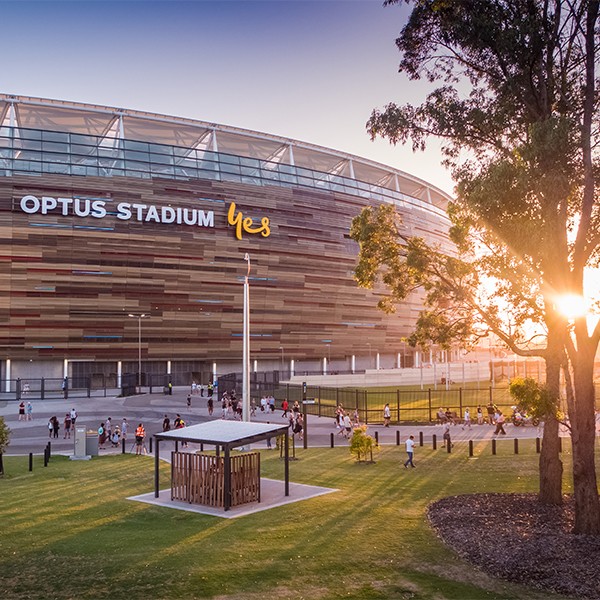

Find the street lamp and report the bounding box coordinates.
[128,313,148,394]
[242,253,251,422]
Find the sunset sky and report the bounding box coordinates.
[4,0,454,194]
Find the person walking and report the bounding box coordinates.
[476,405,484,425]
[281,398,289,418]
[19,401,25,421]
[462,408,471,429]
[162,414,171,432]
[404,435,416,468]
[52,416,59,439]
[207,396,214,416]
[383,403,391,427]
[98,422,106,449]
[26,401,33,421]
[486,401,496,425]
[186,394,192,408]
[494,411,507,435]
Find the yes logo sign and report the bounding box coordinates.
[227,202,271,240]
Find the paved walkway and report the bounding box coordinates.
[0,387,553,457]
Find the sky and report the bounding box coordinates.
[2,0,454,195]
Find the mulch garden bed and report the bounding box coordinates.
[428,493,600,599]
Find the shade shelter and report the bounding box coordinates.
[154,421,290,511]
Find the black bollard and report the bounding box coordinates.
[419,431,424,447]
[536,437,541,453]
[374,431,379,444]
[29,452,33,472]
[432,434,437,450]
[514,438,519,454]
[149,437,153,454]
[469,440,473,457]
[330,432,334,448]
[492,438,497,455]
[43,447,48,467]
[447,439,452,453]
[122,438,126,454]
[396,430,400,446]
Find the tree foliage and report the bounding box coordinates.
[356,0,600,533]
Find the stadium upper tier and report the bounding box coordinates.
[0,94,450,216]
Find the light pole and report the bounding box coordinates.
[128,313,148,394]
[242,253,251,422]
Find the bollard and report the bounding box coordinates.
[43,447,48,467]
[492,438,497,455]
[29,452,33,472]
[374,431,379,444]
[200,443,204,452]
[536,437,541,453]
[149,437,153,454]
[330,432,334,448]
[419,431,424,447]
[469,440,473,457]
[122,438,126,454]
[447,439,452,453]
[396,430,400,446]
[514,438,519,454]
[432,434,437,450]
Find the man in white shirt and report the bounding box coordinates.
[404,435,416,468]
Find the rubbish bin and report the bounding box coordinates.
[85,431,99,456]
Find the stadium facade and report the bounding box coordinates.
[0,94,452,386]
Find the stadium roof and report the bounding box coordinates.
[0,93,450,209]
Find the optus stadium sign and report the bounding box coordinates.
[19,194,271,239]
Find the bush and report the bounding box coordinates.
[349,425,379,463]
[0,416,11,476]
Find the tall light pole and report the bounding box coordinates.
[128,313,147,394]
[242,253,251,422]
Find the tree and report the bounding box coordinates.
[359,0,600,533]
[0,416,11,476]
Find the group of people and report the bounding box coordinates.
[190,381,214,397]
[98,417,129,450]
[18,401,33,421]
[335,404,359,439]
[46,408,78,439]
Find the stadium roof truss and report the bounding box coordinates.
[0,94,450,210]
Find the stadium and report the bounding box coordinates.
[0,94,452,387]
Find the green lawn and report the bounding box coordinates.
[0,443,575,600]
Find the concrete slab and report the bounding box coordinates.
[128,477,338,519]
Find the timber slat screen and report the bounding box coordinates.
[171,451,260,508]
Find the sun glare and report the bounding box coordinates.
[555,294,588,319]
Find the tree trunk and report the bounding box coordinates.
[538,339,563,504]
[571,355,600,534]
[539,413,562,504]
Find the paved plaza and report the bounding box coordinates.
[0,386,552,457]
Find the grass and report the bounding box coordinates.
[0,443,577,600]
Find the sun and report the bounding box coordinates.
[555,294,588,319]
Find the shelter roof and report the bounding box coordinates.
[155,420,288,448]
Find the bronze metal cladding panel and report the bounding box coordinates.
[0,175,449,362]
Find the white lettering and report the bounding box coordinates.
[91,200,107,218]
[131,203,147,221]
[73,198,91,217]
[197,210,214,227]
[117,202,131,220]
[41,196,57,214]
[20,195,40,214]
[57,197,73,215]
[145,205,160,223]
[161,206,176,223]
[182,208,197,226]
[19,195,224,231]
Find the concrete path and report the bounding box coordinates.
[0,387,556,457]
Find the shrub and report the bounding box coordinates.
[349,425,379,463]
